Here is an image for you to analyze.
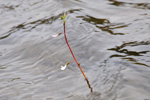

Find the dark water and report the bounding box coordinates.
[0,0,150,100]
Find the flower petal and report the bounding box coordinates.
[61,66,66,70]
[52,34,58,38]
[52,33,62,38]
[60,62,70,70]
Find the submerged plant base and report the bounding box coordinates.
[86,78,93,92]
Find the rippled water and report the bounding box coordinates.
[0,0,150,100]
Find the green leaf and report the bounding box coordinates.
[60,13,66,23]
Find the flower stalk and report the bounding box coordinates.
[61,13,93,92]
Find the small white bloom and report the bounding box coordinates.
[52,34,58,38]
[61,62,70,70]
[52,33,62,38]
[61,65,67,70]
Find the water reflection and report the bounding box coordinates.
[108,41,150,67]
[108,0,125,6]
[0,5,16,10]
[77,15,128,35]
[0,33,11,40]
[1,9,81,40]
[108,0,150,9]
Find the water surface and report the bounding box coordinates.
[0,0,150,100]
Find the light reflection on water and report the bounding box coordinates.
[0,0,150,100]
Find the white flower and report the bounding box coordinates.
[61,62,70,70]
[61,65,67,70]
[52,33,62,38]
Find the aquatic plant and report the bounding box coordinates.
[52,13,93,92]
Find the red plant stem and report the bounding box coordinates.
[63,22,88,80]
[63,21,93,92]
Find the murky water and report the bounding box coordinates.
[0,0,150,100]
